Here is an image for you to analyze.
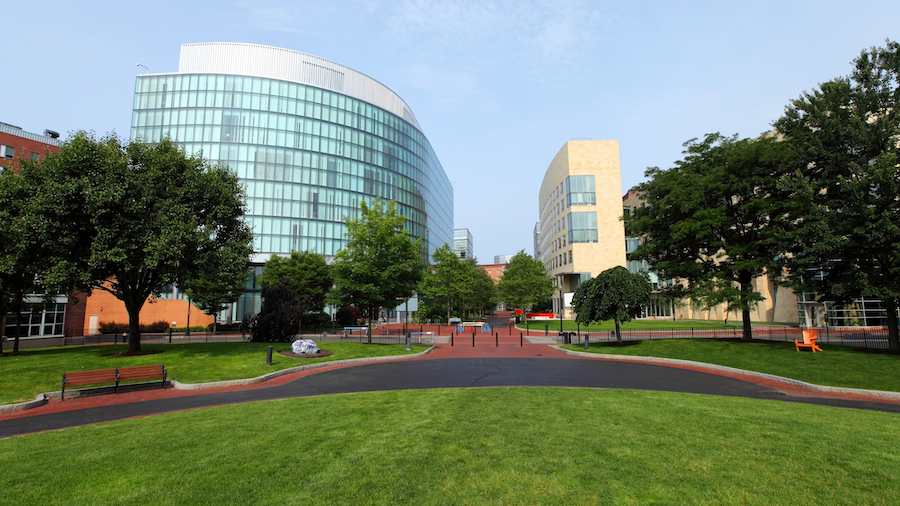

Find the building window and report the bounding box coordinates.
[1,145,14,159]
[567,212,598,243]
[30,152,40,161]
[566,175,596,206]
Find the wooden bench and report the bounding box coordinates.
[794,329,823,353]
[61,364,167,400]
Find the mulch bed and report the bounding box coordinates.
[278,349,334,359]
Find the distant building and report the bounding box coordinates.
[454,228,474,260]
[493,254,514,264]
[537,140,626,319]
[533,222,541,261]
[0,122,60,173]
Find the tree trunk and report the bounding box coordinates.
[886,298,900,353]
[739,273,754,341]
[367,309,373,345]
[122,290,150,353]
[12,293,24,354]
[614,319,622,345]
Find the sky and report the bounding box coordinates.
[3,1,898,262]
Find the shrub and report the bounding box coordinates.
[301,311,331,328]
[335,306,362,327]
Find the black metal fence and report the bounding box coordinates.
[554,326,892,350]
[64,329,419,347]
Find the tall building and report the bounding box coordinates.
[537,140,626,318]
[453,228,474,260]
[493,254,514,264]
[130,43,454,318]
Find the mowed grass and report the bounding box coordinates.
[562,339,900,392]
[522,318,745,332]
[0,342,428,405]
[2,388,900,505]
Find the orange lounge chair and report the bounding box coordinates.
[794,329,823,352]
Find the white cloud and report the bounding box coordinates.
[233,0,323,35]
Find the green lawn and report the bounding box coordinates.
[521,318,747,332]
[562,338,900,392]
[2,388,899,505]
[0,342,428,405]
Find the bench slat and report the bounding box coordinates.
[117,365,166,382]
[63,369,118,387]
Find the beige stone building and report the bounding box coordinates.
[537,140,626,318]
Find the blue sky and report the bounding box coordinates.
[3,1,898,261]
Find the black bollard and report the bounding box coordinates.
[495,332,498,347]
[472,330,475,347]
[584,334,590,350]
[451,332,454,347]
[520,332,523,347]
[406,333,411,351]
[266,346,273,366]
[168,327,173,344]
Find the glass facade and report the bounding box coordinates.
[566,175,596,206]
[131,52,453,320]
[567,212,599,243]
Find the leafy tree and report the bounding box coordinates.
[329,199,424,343]
[20,133,254,353]
[0,162,59,353]
[468,261,498,317]
[628,133,792,340]
[247,276,304,342]
[774,40,900,351]
[183,260,249,335]
[421,244,473,323]
[258,251,332,320]
[497,251,554,315]
[571,266,651,344]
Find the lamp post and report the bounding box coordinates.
[136,63,150,73]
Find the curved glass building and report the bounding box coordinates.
[131,43,453,317]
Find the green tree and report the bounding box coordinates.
[468,261,498,317]
[421,244,472,323]
[183,260,249,335]
[628,133,791,340]
[571,266,651,344]
[774,40,900,351]
[0,168,35,354]
[497,251,554,315]
[258,250,332,331]
[247,276,303,342]
[20,133,254,353]
[329,199,424,343]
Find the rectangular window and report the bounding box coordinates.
[566,175,596,206]
[568,212,598,243]
[1,146,13,159]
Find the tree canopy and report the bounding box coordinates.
[774,39,900,351]
[628,133,792,339]
[19,133,254,352]
[259,250,332,315]
[246,276,303,342]
[571,266,651,344]
[421,245,497,322]
[329,199,424,342]
[497,251,554,314]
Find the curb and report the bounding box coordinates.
[0,346,435,413]
[554,346,900,401]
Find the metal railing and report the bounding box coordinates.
[553,326,892,350]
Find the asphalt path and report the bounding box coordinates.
[3,357,899,438]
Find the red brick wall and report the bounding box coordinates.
[0,131,60,173]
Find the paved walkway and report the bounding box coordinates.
[3,324,900,438]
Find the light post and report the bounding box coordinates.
[136,63,150,73]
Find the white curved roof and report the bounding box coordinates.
[177,42,422,132]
